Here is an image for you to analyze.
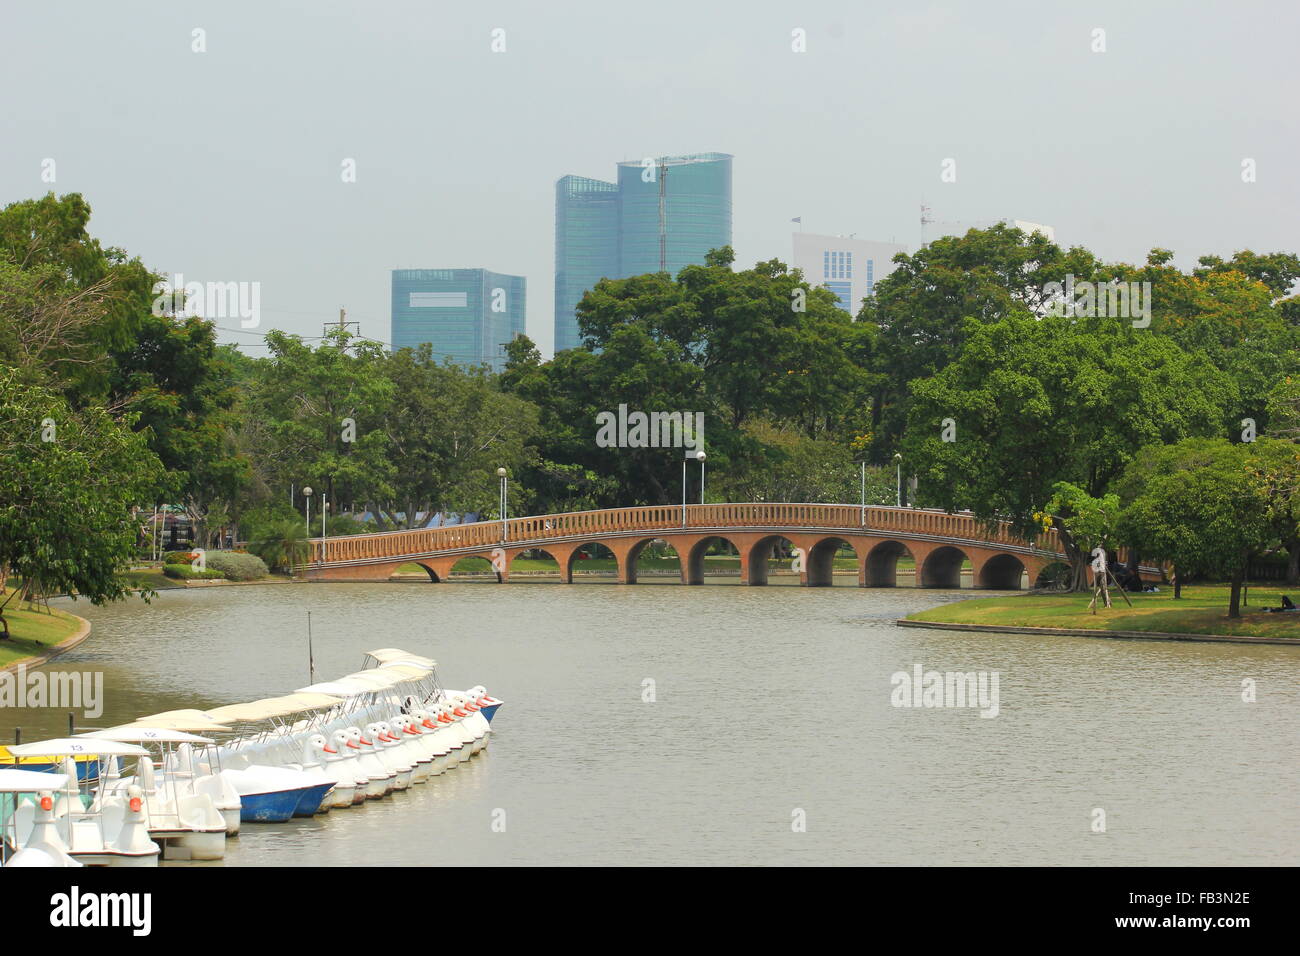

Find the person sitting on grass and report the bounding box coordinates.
[1266,595,1296,613]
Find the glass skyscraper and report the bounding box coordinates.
[554,176,619,353]
[391,268,525,372]
[554,152,732,353]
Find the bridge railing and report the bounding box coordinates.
[306,503,1060,564]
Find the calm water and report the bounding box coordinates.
[7,579,1299,866]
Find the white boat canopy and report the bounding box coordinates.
[7,738,151,758]
[79,727,215,745]
[129,713,232,733]
[338,670,404,689]
[364,648,437,667]
[0,769,71,792]
[377,663,434,680]
[205,693,342,724]
[295,677,390,697]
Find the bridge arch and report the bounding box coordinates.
[566,541,619,583]
[977,553,1027,590]
[684,535,742,585]
[865,540,914,587]
[920,545,969,589]
[623,538,682,585]
[448,554,504,582]
[744,534,800,586]
[410,562,442,583]
[508,547,563,582]
[806,536,858,587]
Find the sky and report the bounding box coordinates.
[3,0,1297,357]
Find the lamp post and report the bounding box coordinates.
[696,450,707,504]
[681,454,688,528]
[497,467,508,543]
[860,460,866,525]
[303,486,313,533]
[892,454,902,508]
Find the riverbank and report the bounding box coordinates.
[118,567,297,591]
[904,585,1300,644]
[0,602,93,671]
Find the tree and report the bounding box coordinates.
[0,193,157,403]
[246,518,309,574]
[899,310,1233,586]
[1249,438,1300,585]
[242,328,396,520]
[858,223,1098,459]
[0,369,164,637]
[710,419,894,505]
[509,249,873,511]
[108,310,250,545]
[1041,482,1123,591]
[384,345,538,526]
[1119,439,1275,618]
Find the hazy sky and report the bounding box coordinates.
[4,0,1296,357]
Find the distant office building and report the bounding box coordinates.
[554,176,619,353]
[791,232,908,314]
[390,268,525,372]
[554,152,733,352]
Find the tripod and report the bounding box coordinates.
[1088,564,1134,614]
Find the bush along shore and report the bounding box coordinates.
[160,550,272,584]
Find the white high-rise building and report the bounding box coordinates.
[791,232,909,315]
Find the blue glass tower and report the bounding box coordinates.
[553,152,732,352]
[554,176,619,354]
[391,268,525,372]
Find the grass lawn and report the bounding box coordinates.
[908,584,1300,639]
[118,567,186,591]
[0,601,86,668]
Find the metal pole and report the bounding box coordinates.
[896,462,902,508]
[681,459,687,528]
[860,462,866,525]
[502,475,508,542]
[306,496,311,534]
[699,460,705,504]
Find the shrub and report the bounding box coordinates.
[163,550,198,564]
[203,550,268,581]
[162,563,225,580]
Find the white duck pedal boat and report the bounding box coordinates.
[4,740,162,867]
[1,769,81,868]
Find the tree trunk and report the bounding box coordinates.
[1173,562,1181,600]
[1287,540,1299,586]
[1228,570,1243,619]
[1052,518,1089,591]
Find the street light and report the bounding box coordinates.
[497,467,508,542]
[696,450,706,504]
[892,454,903,508]
[302,486,313,532]
[860,459,866,526]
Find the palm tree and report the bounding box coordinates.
[248,518,309,574]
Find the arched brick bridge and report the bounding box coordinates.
[301,503,1159,589]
